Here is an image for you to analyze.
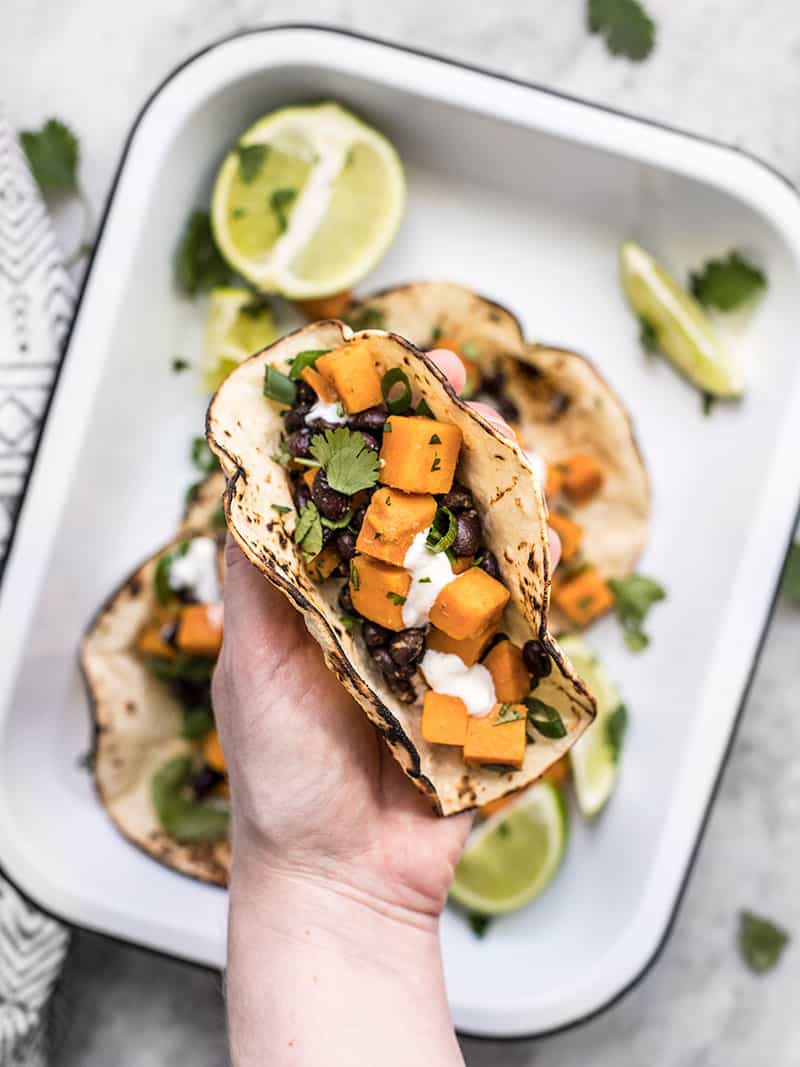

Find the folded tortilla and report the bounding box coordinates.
[81,472,230,886]
[350,282,650,632]
[207,322,595,815]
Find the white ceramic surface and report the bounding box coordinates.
[1,27,800,1038]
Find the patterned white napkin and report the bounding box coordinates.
[0,106,73,1066]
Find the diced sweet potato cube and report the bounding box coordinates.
[349,555,410,631]
[421,692,468,746]
[425,623,496,666]
[548,511,583,562]
[355,488,436,566]
[136,623,176,660]
[451,555,474,575]
[464,704,527,768]
[176,604,223,657]
[430,567,509,640]
[545,464,564,499]
[203,728,226,773]
[553,566,614,627]
[316,339,383,414]
[379,416,462,494]
[307,545,341,582]
[301,366,337,403]
[296,289,353,320]
[483,639,530,702]
[560,453,604,503]
[541,755,570,786]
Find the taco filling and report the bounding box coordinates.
[208,322,595,812]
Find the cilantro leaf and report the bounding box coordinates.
[689,251,767,311]
[236,143,267,183]
[639,316,658,354]
[20,119,79,195]
[782,543,800,604]
[739,911,789,974]
[467,913,491,938]
[605,703,628,762]
[309,428,380,495]
[271,188,297,233]
[176,210,234,296]
[608,574,665,651]
[294,502,323,561]
[191,436,220,474]
[151,756,229,843]
[587,0,656,61]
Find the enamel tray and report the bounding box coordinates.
[1,26,799,1039]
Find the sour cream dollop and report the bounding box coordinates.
[169,536,221,604]
[401,529,454,629]
[420,649,496,717]
[307,398,347,425]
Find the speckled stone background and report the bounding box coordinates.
[4,2,800,1064]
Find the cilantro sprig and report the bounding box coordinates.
[587,0,655,61]
[689,251,767,311]
[294,502,324,561]
[20,118,94,267]
[608,574,665,651]
[176,210,235,296]
[309,428,380,495]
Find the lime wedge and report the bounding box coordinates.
[450,783,568,915]
[620,241,743,397]
[560,635,627,817]
[202,287,277,392]
[211,103,405,299]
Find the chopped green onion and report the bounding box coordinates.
[264,365,296,405]
[426,506,457,554]
[429,433,442,445]
[320,509,353,530]
[386,592,407,605]
[289,349,330,380]
[525,697,567,739]
[271,504,291,514]
[381,368,413,414]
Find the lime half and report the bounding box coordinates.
[211,103,405,299]
[450,783,568,916]
[202,287,277,392]
[561,635,626,817]
[620,241,743,397]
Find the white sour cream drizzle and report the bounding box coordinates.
[169,537,221,604]
[307,398,347,425]
[401,529,454,629]
[420,650,496,717]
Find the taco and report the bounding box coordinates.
[81,472,230,886]
[346,282,650,634]
[206,321,595,815]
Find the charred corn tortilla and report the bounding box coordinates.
[206,322,595,815]
[81,472,230,886]
[350,282,650,631]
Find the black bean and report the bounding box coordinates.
[295,379,315,405]
[335,529,357,561]
[372,647,416,682]
[192,764,224,799]
[287,428,313,458]
[389,678,417,704]
[332,560,350,578]
[439,483,474,512]
[357,432,380,453]
[284,403,312,432]
[387,628,425,667]
[311,469,351,521]
[479,550,501,581]
[496,395,520,423]
[307,418,341,432]
[321,523,338,547]
[338,582,355,616]
[453,509,482,557]
[522,639,552,679]
[349,404,388,435]
[294,481,311,512]
[481,367,506,396]
[160,620,179,648]
[350,501,369,530]
[362,620,390,650]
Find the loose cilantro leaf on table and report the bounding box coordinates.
[782,543,800,604]
[587,0,656,61]
[608,574,665,651]
[467,912,491,938]
[236,143,267,183]
[310,428,380,494]
[689,252,767,311]
[294,501,323,560]
[172,357,191,373]
[739,911,789,973]
[176,210,234,296]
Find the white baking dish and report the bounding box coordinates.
[1,26,800,1038]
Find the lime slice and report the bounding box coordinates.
[620,241,743,397]
[450,783,568,916]
[211,103,405,299]
[202,287,277,392]
[560,635,627,817]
